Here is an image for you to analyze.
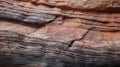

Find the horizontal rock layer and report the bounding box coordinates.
[0,0,120,67]
[0,30,120,67]
[18,0,120,10]
[0,0,120,31]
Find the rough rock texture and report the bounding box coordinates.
[0,0,120,67]
[18,0,120,10]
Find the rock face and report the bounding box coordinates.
[0,0,120,67]
[18,0,120,10]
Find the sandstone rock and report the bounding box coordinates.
[18,0,120,10]
[29,25,88,43]
[0,0,120,67]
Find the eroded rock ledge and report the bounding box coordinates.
[0,0,120,67]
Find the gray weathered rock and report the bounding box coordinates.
[0,0,120,67]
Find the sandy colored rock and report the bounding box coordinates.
[0,0,120,67]
[18,0,120,10]
[29,25,88,43]
[0,20,37,35]
[0,0,119,46]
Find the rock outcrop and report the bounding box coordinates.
[0,0,120,67]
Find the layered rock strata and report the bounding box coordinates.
[0,0,120,67]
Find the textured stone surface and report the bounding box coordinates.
[0,0,120,67]
[18,0,120,10]
[0,30,120,67]
[29,25,88,43]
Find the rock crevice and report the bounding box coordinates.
[0,0,120,67]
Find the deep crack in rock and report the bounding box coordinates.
[0,0,120,67]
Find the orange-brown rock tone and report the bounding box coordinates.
[0,0,120,67]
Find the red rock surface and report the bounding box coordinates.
[0,0,120,67]
[0,0,119,47]
[18,0,120,10]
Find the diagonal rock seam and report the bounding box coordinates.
[0,0,120,67]
[69,25,98,47]
[0,30,120,67]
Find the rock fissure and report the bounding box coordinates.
[0,0,120,67]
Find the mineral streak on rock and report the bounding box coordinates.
[0,0,120,67]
